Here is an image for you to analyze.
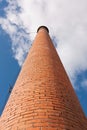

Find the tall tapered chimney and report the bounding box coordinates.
[0,26,87,130]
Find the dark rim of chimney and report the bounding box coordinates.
[37,26,49,33]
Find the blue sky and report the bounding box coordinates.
[0,27,20,115]
[0,0,87,117]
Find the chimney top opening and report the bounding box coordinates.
[37,26,49,33]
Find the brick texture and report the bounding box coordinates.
[0,26,87,130]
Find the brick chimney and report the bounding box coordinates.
[0,26,87,130]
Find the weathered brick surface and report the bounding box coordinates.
[0,26,87,130]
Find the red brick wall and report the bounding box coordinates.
[0,27,87,130]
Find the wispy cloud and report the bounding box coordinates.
[81,80,87,90]
[0,0,87,89]
[0,0,31,66]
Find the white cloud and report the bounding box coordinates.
[0,0,87,88]
[81,80,87,90]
